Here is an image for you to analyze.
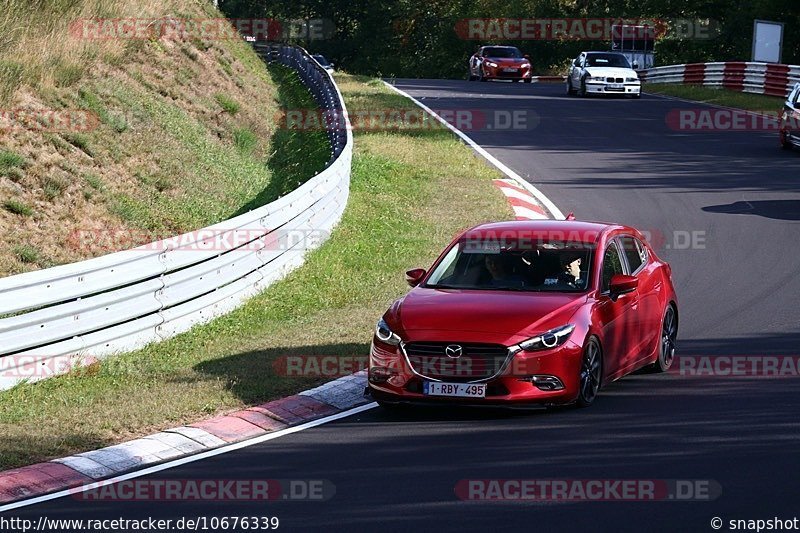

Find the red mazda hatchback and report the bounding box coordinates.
[368,220,678,408]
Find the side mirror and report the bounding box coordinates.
[609,274,638,301]
[632,61,640,70]
[405,268,427,287]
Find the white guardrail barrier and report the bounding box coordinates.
[0,44,352,390]
[641,61,800,98]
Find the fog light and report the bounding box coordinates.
[519,375,565,391]
[369,367,396,383]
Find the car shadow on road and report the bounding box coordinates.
[702,199,800,221]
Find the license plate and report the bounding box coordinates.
[423,382,486,398]
[502,68,518,73]
[609,83,624,89]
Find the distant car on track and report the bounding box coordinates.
[368,219,678,409]
[311,54,334,73]
[566,51,641,98]
[469,45,532,82]
[780,82,800,150]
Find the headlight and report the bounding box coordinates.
[518,324,575,351]
[375,318,401,346]
[625,77,639,83]
[486,61,498,68]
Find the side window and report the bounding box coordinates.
[601,241,624,292]
[793,87,800,106]
[620,236,646,274]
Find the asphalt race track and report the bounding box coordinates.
[6,81,800,532]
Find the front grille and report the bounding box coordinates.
[404,342,510,382]
[605,77,623,83]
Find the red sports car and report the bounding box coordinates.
[469,45,532,82]
[368,220,678,408]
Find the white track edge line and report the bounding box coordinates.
[382,80,564,220]
[0,402,378,513]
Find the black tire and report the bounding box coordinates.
[523,78,532,83]
[632,93,641,99]
[650,305,678,373]
[781,131,793,150]
[576,338,602,407]
[578,76,587,97]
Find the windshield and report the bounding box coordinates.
[482,47,523,59]
[425,239,594,292]
[586,53,631,68]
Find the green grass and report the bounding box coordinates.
[233,65,331,213]
[214,93,240,114]
[0,149,26,176]
[13,244,41,264]
[62,132,95,157]
[0,73,511,470]
[644,84,786,112]
[42,175,69,200]
[3,199,33,217]
[78,87,128,133]
[233,127,257,154]
[83,173,104,191]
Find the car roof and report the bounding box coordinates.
[460,220,626,244]
[583,51,626,56]
[481,45,519,50]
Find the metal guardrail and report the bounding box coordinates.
[641,61,800,98]
[0,45,353,390]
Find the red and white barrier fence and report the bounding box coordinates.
[640,61,800,98]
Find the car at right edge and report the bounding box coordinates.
[566,51,641,98]
[780,82,800,150]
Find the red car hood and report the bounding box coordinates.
[392,288,586,342]
[486,57,527,66]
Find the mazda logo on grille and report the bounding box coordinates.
[445,344,463,358]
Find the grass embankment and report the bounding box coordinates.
[644,84,786,112]
[0,74,512,469]
[0,0,325,276]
